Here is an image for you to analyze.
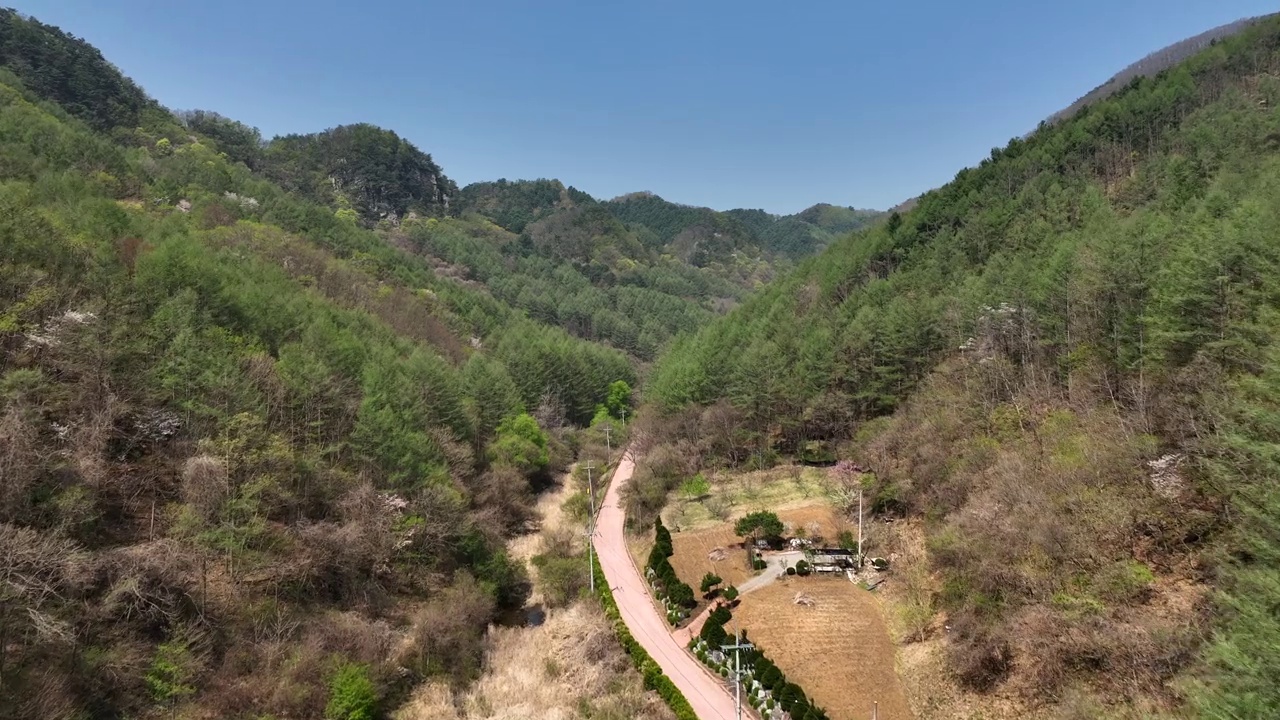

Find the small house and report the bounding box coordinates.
[808,548,856,570]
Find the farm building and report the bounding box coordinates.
[808,548,855,571]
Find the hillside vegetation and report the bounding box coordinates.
[411,180,880,360]
[0,10,650,719]
[648,17,1280,716]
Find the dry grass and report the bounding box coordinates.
[733,576,914,720]
[866,519,1033,720]
[508,475,579,606]
[396,466,671,720]
[662,465,836,532]
[854,368,1210,711]
[394,602,673,720]
[868,518,1202,720]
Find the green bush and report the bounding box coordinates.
[786,566,797,576]
[680,473,711,499]
[531,553,589,608]
[708,605,731,626]
[325,662,377,720]
[145,639,196,706]
[700,571,723,595]
[795,559,811,576]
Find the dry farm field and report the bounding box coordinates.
[733,577,914,720]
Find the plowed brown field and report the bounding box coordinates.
[733,576,914,720]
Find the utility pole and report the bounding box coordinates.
[620,406,627,425]
[604,424,611,454]
[873,700,879,720]
[585,461,597,593]
[857,481,865,570]
[721,630,754,720]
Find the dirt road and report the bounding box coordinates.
[595,451,741,720]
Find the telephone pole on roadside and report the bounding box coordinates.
[604,425,611,454]
[721,630,754,720]
[585,461,597,593]
[857,481,864,570]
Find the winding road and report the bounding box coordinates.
[595,451,742,720]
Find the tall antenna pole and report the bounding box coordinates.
[721,629,754,720]
[585,461,597,593]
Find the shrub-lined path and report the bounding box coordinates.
[595,451,742,720]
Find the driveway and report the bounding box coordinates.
[595,451,741,720]
[736,550,805,595]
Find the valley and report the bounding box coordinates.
[2,4,1280,720]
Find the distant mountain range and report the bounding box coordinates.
[456,180,882,262]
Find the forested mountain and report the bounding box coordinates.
[0,8,172,135]
[454,178,595,233]
[261,124,457,225]
[605,192,881,260]
[0,12,642,719]
[418,184,752,360]
[1046,13,1277,125]
[726,203,882,258]
[433,181,880,359]
[648,17,1280,715]
[0,14,823,370]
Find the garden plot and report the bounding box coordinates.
[733,577,914,720]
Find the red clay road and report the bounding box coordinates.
[595,451,741,720]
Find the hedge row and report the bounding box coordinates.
[593,554,698,720]
[647,517,696,612]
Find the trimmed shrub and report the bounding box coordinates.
[700,571,723,595]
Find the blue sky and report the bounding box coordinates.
[17,1,1277,213]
